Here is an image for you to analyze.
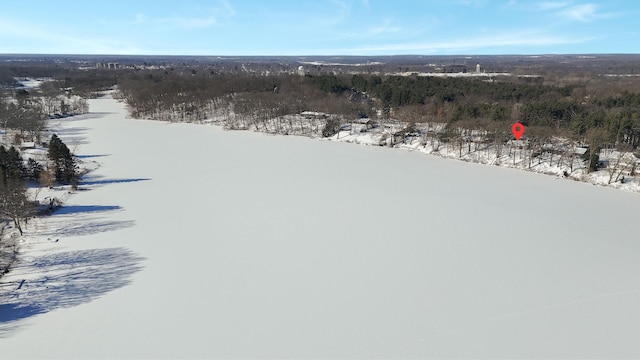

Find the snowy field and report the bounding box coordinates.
[1,95,640,358]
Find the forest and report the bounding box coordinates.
[114,66,640,152]
[2,55,640,179]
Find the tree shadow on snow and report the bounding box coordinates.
[79,177,151,186]
[73,112,114,120]
[75,154,110,159]
[46,126,90,145]
[52,126,89,135]
[39,220,136,238]
[40,202,135,237]
[0,247,144,337]
[51,205,122,216]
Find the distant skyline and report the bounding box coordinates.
[1,0,638,56]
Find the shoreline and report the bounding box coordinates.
[179,114,640,195]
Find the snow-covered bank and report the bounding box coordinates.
[196,108,640,194]
[328,124,640,193]
[1,95,640,358]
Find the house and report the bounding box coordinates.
[19,141,36,150]
[354,118,377,129]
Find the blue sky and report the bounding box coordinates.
[0,0,637,55]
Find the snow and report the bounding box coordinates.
[390,71,513,77]
[329,125,640,193]
[14,78,49,89]
[299,61,384,67]
[2,95,640,358]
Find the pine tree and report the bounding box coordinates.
[47,134,77,184]
[7,146,25,179]
[47,134,63,162]
[0,145,24,180]
[26,158,43,181]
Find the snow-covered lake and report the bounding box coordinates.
[2,95,640,358]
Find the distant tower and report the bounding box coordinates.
[476,64,481,73]
[297,66,306,76]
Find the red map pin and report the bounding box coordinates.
[511,122,525,140]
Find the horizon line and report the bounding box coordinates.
[2,52,640,58]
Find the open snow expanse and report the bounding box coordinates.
[2,95,640,358]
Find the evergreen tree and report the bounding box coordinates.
[47,134,77,184]
[48,134,64,161]
[26,158,43,181]
[0,145,25,180]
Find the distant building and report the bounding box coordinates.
[19,141,36,150]
[476,64,481,73]
[96,62,119,69]
[354,118,376,129]
[297,66,306,76]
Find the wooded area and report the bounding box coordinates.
[115,67,640,154]
[0,66,81,275]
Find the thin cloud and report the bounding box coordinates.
[292,0,351,30]
[218,0,236,17]
[135,0,234,29]
[368,20,401,36]
[330,19,403,41]
[0,17,142,54]
[340,31,596,54]
[456,0,487,6]
[329,0,351,20]
[560,3,597,21]
[159,15,217,29]
[132,13,146,24]
[558,3,617,22]
[538,1,572,10]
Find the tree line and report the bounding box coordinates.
[117,71,370,130]
[116,70,639,149]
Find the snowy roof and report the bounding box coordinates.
[574,147,588,155]
[300,111,328,117]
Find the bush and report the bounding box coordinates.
[322,117,341,138]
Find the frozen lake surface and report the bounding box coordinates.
[2,95,640,358]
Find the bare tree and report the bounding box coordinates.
[564,140,580,174]
[488,120,509,161]
[3,93,46,143]
[38,80,64,115]
[0,177,32,235]
[605,145,636,184]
